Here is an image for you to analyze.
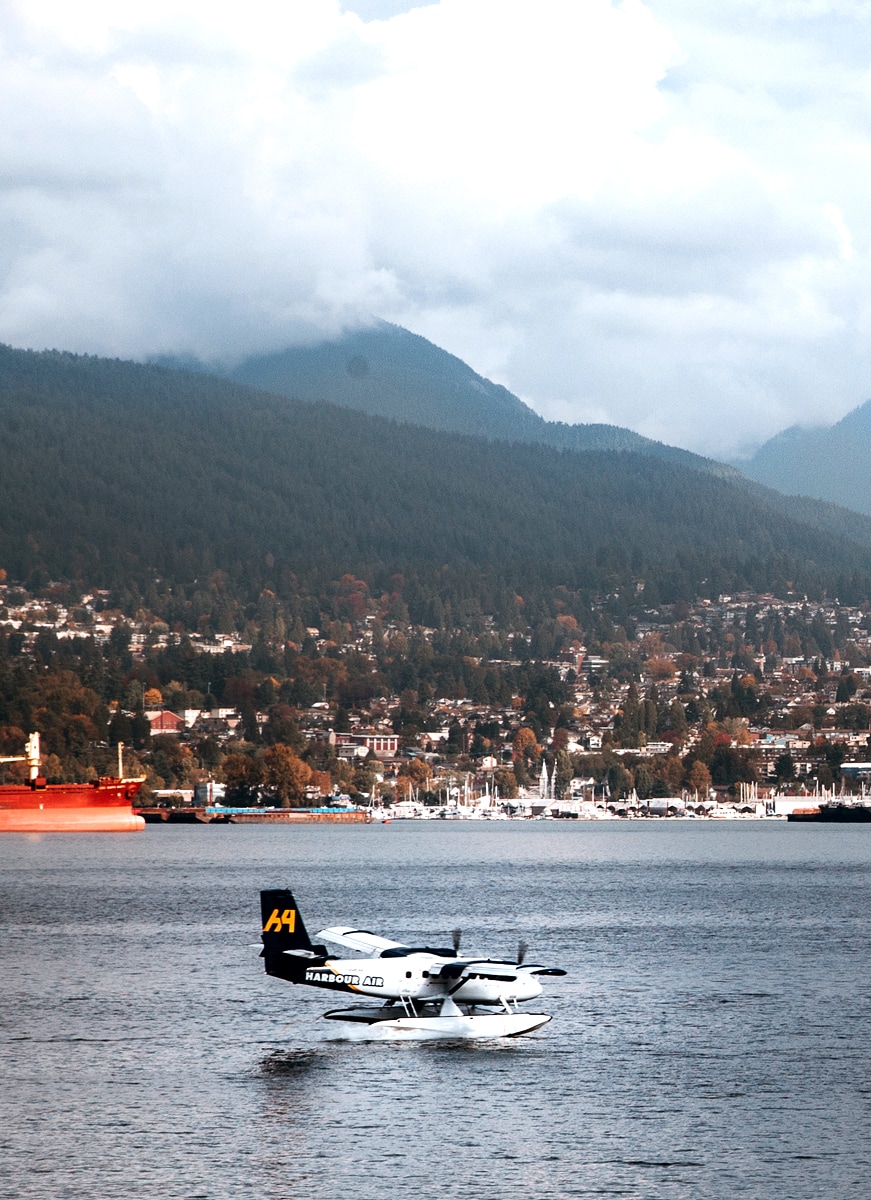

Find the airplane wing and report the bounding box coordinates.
[315,926,406,955]
[435,960,568,983]
[434,960,520,983]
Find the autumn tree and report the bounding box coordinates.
[150,735,195,788]
[646,656,676,681]
[223,752,265,805]
[656,753,685,795]
[264,744,312,807]
[512,726,538,785]
[397,757,432,792]
[493,767,518,798]
[687,760,712,797]
[551,726,570,754]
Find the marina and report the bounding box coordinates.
[132,794,871,825]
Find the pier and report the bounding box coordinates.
[135,805,370,824]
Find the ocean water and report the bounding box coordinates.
[1,821,869,1200]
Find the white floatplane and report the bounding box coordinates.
[259,888,565,1040]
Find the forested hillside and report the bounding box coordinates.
[206,323,737,476]
[2,344,871,631]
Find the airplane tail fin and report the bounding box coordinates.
[260,888,326,982]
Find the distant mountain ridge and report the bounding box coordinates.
[164,322,738,478]
[3,343,871,613]
[742,400,871,515]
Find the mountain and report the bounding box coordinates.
[170,322,871,545]
[742,400,871,516]
[205,322,738,477]
[3,344,871,621]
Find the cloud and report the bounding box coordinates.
[2,0,871,455]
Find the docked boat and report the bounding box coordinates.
[0,733,145,833]
[787,801,871,823]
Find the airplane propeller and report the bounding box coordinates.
[517,939,528,966]
[451,927,462,956]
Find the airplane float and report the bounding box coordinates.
[259,888,566,1040]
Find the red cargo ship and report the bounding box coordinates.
[0,733,145,833]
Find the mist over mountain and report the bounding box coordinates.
[172,323,738,478]
[3,344,871,620]
[741,401,871,517]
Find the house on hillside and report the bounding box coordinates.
[147,710,185,736]
[334,730,399,759]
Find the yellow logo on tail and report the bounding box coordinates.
[263,908,296,933]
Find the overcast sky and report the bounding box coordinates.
[3,0,871,457]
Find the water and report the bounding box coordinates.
[1,821,869,1199]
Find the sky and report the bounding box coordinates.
[3,0,871,457]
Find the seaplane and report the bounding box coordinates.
[259,888,565,1040]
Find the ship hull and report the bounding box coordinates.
[788,804,871,823]
[0,779,145,833]
[0,807,145,833]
